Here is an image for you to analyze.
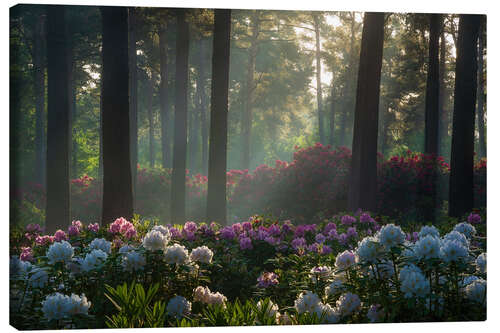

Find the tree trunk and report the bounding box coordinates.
[438,30,447,156]
[200,38,209,175]
[347,12,385,212]
[101,6,134,223]
[33,13,46,188]
[476,16,486,159]
[328,84,335,146]
[423,14,442,222]
[98,49,103,180]
[313,13,324,144]
[449,14,481,217]
[424,14,442,156]
[147,76,155,168]
[339,13,356,147]
[159,25,171,170]
[207,9,231,225]
[241,11,259,170]
[171,9,189,224]
[46,5,71,233]
[128,7,138,198]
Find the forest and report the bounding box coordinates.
[9,5,486,329]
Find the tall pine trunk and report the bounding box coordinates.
[423,14,442,222]
[171,9,189,224]
[476,16,486,158]
[438,31,447,156]
[46,5,71,233]
[241,11,259,170]
[199,38,209,175]
[313,13,324,144]
[329,84,335,146]
[128,7,138,198]
[147,77,155,168]
[339,13,356,147]
[207,9,231,225]
[33,13,46,188]
[348,12,385,212]
[159,25,171,170]
[449,14,481,217]
[101,6,134,223]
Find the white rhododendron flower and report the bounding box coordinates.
[89,238,112,254]
[142,230,169,252]
[118,245,135,254]
[164,243,189,265]
[166,296,191,319]
[418,225,440,239]
[367,304,385,323]
[399,265,430,298]
[465,279,486,305]
[151,225,171,237]
[335,250,356,270]
[336,292,361,316]
[476,253,486,274]
[81,249,108,272]
[47,241,74,265]
[460,275,479,289]
[377,224,405,248]
[320,303,341,323]
[453,222,476,239]
[370,260,395,279]
[325,274,345,297]
[28,266,49,288]
[355,236,382,263]
[310,266,332,282]
[189,246,214,264]
[443,231,469,248]
[193,286,227,306]
[10,256,32,279]
[41,292,91,320]
[121,251,146,271]
[294,291,321,314]
[256,299,279,318]
[439,239,468,263]
[414,235,441,260]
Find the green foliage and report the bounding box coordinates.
[104,282,167,328]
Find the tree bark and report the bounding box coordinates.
[207,9,231,225]
[424,14,442,156]
[101,6,134,223]
[46,5,71,232]
[159,25,171,170]
[438,30,447,156]
[348,12,385,212]
[313,13,324,144]
[128,7,138,197]
[171,9,190,224]
[449,14,481,217]
[33,13,46,188]
[147,76,155,168]
[328,83,335,146]
[423,14,442,222]
[476,16,486,159]
[241,11,259,170]
[199,38,209,175]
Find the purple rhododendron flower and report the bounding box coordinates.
[341,215,356,226]
[20,247,33,262]
[308,243,320,253]
[328,229,339,240]
[315,233,326,244]
[321,245,332,255]
[54,230,67,242]
[220,226,236,240]
[264,236,279,246]
[324,222,337,235]
[169,227,182,239]
[88,223,99,233]
[359,213,372,223]
[35,235,54,246]
[257,272,279,288]
[338,233,348,245]
[242,221,252,231]
[468,213,481,224]
[346,227,358,239]
[184,230,195,241]
[184,221,197,233]
[26,223,42,234]
[268,224,281,236]
[232,223,243,234]
[68,225,80,237]
[291,237,307,250]
[239,237,253,250]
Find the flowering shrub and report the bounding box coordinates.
[10,211,486,329]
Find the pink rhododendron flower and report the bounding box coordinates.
[68,225,80,237]
[88,223,99,233]
[239,237,253,250]
[20,247,33,262]
[54,230,67,242]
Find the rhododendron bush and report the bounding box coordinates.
[11,145,486,226]
[10,211,486,329]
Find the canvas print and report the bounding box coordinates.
[9,3,486,329]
